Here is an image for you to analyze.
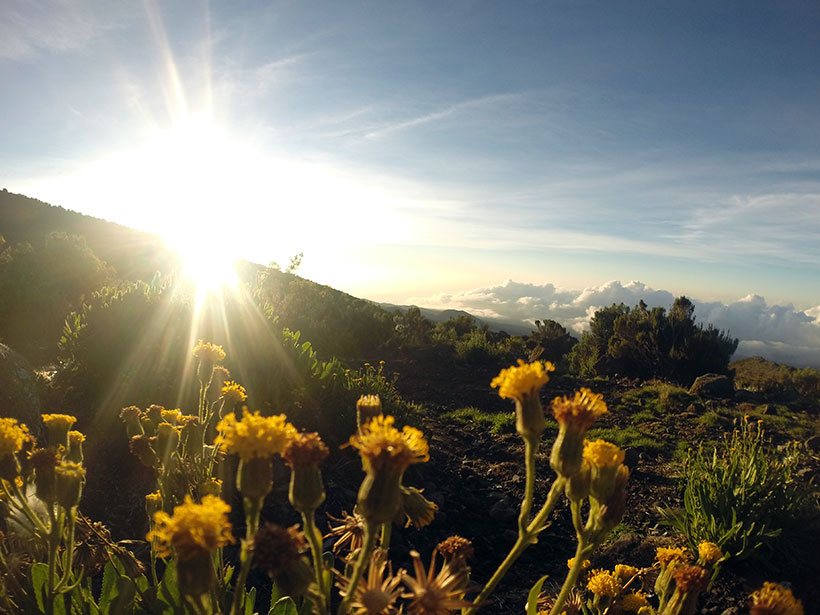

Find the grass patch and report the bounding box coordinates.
[615,382,694,416]
[443,407,516,435]
[697,409,733,430]
[587,425,666,455]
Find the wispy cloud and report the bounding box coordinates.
[363,93,523,140]
[0,0,104,61]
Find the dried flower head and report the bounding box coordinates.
[587,569,622,598]
[0,418,30,456]
[120,406,142,422]
[339,549,402,615]
[192,340,226,364]
[283,432,329,467]
[401,549,471,615]
[147,495,233,560]
[215,411,296,460]
[491,360,555,401]
[398,486,438,528]
[349,415,429,472]
[436,536,474,562]
[221,381,247,404]
[253,523,306,577]
[326,511,365,556]
[750,582,804,615]
[697,541,723,565]
[672,564,709,593]
[552,388,608,430]
[357,395,383,426]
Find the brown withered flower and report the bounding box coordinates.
[401,549,471,615]
[326,510,366,557]
[337,549,403,615]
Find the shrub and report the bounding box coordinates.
[660,416,819,564]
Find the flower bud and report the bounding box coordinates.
[41,414,76,450]
[120,406,144,438]
[397,486,438,528]
[551,429,584,479]
[565,459,591,502]
[357,465,404,525]
[283,432,328,513]
[356,394,383,431]
[29,447,58,505]
[67,431,85,463]
[145,491,163,516]
[177,552,214,597]
[129,435,160,468]
[155,422,180,464]
[55,461,85,510]
[550,389,608,478]
[583,440,626,502]
[237,456,273,501]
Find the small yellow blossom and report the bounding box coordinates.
[567,557,591,570]
[160,409,184,424]
[42,414,76,445]
[147,495,233,560]
[552,388,608,429]
[614,564,641,582]
[697,541,723,565]
[619,591,650,612]
[587,569,621,598]
[192,340,226,363]
[656,546,690,567]
[221,381,247,404]
[749,582,804,615]
[583,440,625,468]
[215,411,296,460]
[490,360,554,401]
[68,431,85,445]
[0,418,30,456]
[349,415,429,472]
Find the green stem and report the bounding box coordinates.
[45,505,60,615]
[302,512,328,614]
[54,508,76,591]
[550,538,590,615]
[518,436,538,533]
[380,522,392,551]
[229,498,261,615]
[337,523,375,615]
[465,477,565,614]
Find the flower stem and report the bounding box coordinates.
[229,498,261,615]
[302,511,328,614]
[337,523,375,615]
[549,537,590,615]
[465,477,565,614]
[518,436,538,533]
[380,522,392,551]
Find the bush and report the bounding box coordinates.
[660,416,819,565]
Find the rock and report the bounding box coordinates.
[623,448,641,469]
[689,374,734,399]
[489,498,516,522]
[0,343,41,432]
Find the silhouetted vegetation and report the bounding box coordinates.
[567,297,738,384]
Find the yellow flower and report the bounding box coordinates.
[614,564,640,582]
[672,565,709,593]
[42,413,76,446]
[220,381,247,404]
[697,541,723,565]
[348,415,429,472]
[147,495,233,560]
[55,460,85,508]
[0,418,30,456]
[282,432,329,467]
[619,591,650,612]
[145,491,163,514]
[215,411,296,461]
[587,569,621,598]
[552,388,608,430]
[750,582,804,615]
[491,360,554,401]
[68,431,85,445]
[567,557,591,571]
[656,546,691,567]
[192,340,226,364]
[583,440,625,468]
[160,409,184,424]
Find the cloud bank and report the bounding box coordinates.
[409,280,820,368]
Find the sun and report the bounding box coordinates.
[171,232,239,295]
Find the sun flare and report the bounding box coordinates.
[168,231,240,295]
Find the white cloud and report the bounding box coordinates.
[0,1,103,60]
[410,280,820,367]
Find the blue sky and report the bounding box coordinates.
[2,1,819,311]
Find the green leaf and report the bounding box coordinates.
[243,587,256,615]
[269,581,282,609]
[158,562,181,611]
[525,574,549,615]
[99,561,118,611]
[268,596,298,615]
[30,563,49,613]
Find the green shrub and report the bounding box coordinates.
[660,417,819,564]
[443,406,518,435]
[454,329,498,365]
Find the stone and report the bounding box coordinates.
[689,374,734,399]
[0,343,41,432]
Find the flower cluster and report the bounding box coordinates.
[749,582,804,615]
[215,411,296,460]
[348,415,429,473]
[147,495,233,561]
